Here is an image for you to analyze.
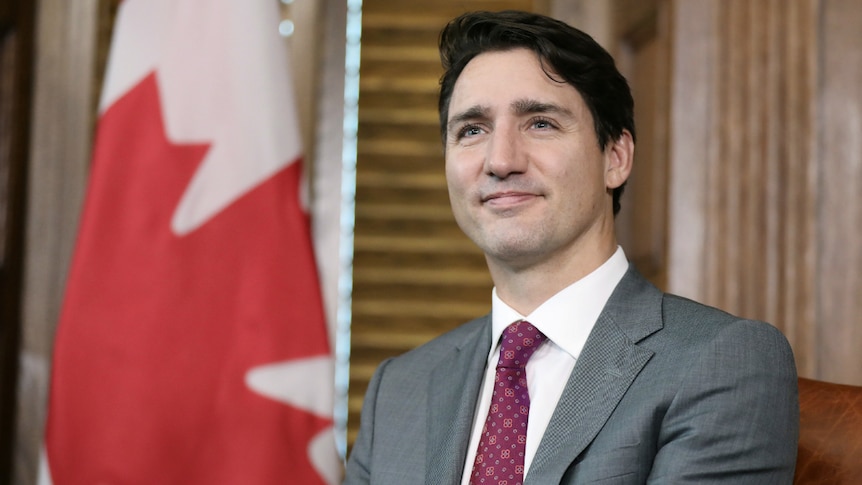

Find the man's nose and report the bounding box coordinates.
[484,127,526,179]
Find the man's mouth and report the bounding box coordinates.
[481,191,539,206]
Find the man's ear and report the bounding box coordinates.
[604,129,634,189]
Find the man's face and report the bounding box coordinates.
[444,48,627,272]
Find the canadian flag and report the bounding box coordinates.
[42,1,339,483]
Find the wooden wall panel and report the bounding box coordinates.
[702,0,816,353]
[817,0,862,384]
[702,0,820,377]
[668,0,812,372]
[666,0,716,301]
[669,0,862,385]
[612,0,671,290]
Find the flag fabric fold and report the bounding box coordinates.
[42,1,338,483]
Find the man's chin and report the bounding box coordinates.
[480,238,545,268]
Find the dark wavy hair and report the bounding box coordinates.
[438,10,635,215]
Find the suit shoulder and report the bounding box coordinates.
[659,293,792,352]
[661,293,736,323]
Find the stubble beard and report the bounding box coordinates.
[471,219,553,272]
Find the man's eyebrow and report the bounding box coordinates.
[447,105,490,129]
[511,98,573,117]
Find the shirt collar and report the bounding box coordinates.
[491,246,629,359]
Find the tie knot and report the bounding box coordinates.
[497,320,546,370]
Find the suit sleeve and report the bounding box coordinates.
[343,358,393,485]
[647,320,799,484]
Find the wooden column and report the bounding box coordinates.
[670,0,820,376]
[706,0,819,376]
[817,0,862,384]
[14,1,101,483]
[669,0,862,385]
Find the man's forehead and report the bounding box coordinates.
[448,50,578,107]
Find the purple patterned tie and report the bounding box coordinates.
[470,320,546,485]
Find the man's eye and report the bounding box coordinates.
[532,118,554,129]
[459,125,482,138]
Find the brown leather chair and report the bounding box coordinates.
[794,377,862,484]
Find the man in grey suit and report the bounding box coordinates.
[344,10,798,485]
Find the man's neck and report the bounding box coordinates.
[488,239,618,316]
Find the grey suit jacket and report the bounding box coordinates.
[344,268,799,484]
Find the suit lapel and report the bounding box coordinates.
[426,317,492,485]
[526,268,663,483]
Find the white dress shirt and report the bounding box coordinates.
[460,247,629,484]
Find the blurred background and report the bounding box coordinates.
[2,0,860,483]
